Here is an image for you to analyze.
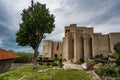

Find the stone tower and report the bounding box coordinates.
[42,40,63,59]
[63,24,94,62]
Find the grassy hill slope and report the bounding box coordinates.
[0,66,93,80]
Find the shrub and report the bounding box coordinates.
[95,64,120,77]
[116,54,120,66]
[114,41,120,66]
[52,62,58,66]
[46,63,51,66]
[14,52,33,63]
[114,41,120,53]
[38,62,44,65]
[59,58,62,64]
[101,56,108,60]
[59,58,63,67]
[87,60,96,66]
[95,54,108,60]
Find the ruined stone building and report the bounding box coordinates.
[42,24,120,63]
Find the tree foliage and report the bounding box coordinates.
[16,2,55,49]
[114,41,120,53]
[114,41,120,66]
[16,0,55,69]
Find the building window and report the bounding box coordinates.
[66,30,67,33]
[60,54,62,57]
[68,29,70,32]
[66,29,70,33]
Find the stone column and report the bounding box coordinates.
[84,34,91,62]
[74,32,81,63]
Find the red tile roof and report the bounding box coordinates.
[0,49,19,60]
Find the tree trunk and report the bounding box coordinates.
[32,48,39,69]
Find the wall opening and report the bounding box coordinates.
[54,54,58,58]
[71,39,74,59]
[82,38,84,61]
[89,38,92,58]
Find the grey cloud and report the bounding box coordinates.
[0,1,19,51]
[0,2,11,27]
[54,0,120,32]
[0,0,120,53]
[88,0,120,25]
[0,1,15,38]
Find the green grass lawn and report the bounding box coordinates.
[0,66,93,80]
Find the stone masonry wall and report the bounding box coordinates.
[109,33,120,53]
[52,42,63,58]
[92,33,110,57]
[74,31,81,63]
[42,24,120,63]
[42,40,53,58]
[83,34,92,62]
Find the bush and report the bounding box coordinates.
[116,54,120,66]
[95,54,108,60]
[14,52,33,63]
[46,63,51,66]
[114,41,120,53]
[52,62,58,66]
[95,64,120,77]
[101,56,108,60]
[38,62,44,65]
[59,58,63,68]
[87,60,96,67]
[114,41,120,66]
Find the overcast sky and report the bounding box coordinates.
[0,0,120,53]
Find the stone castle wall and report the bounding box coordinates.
[92,34,110,57]
[42,40,63,59]
[63,38,67,60]
[42,24,120,63]
[42,40,53,58]
[109,33,120,53]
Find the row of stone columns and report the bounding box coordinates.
[74,32,92,63]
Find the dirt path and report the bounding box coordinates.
[63,62,83,70]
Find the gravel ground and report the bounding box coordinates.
[63,62,83,70]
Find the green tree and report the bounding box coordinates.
[114,41,120,53]
[114,41,120,65]
[16,0,55,69]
